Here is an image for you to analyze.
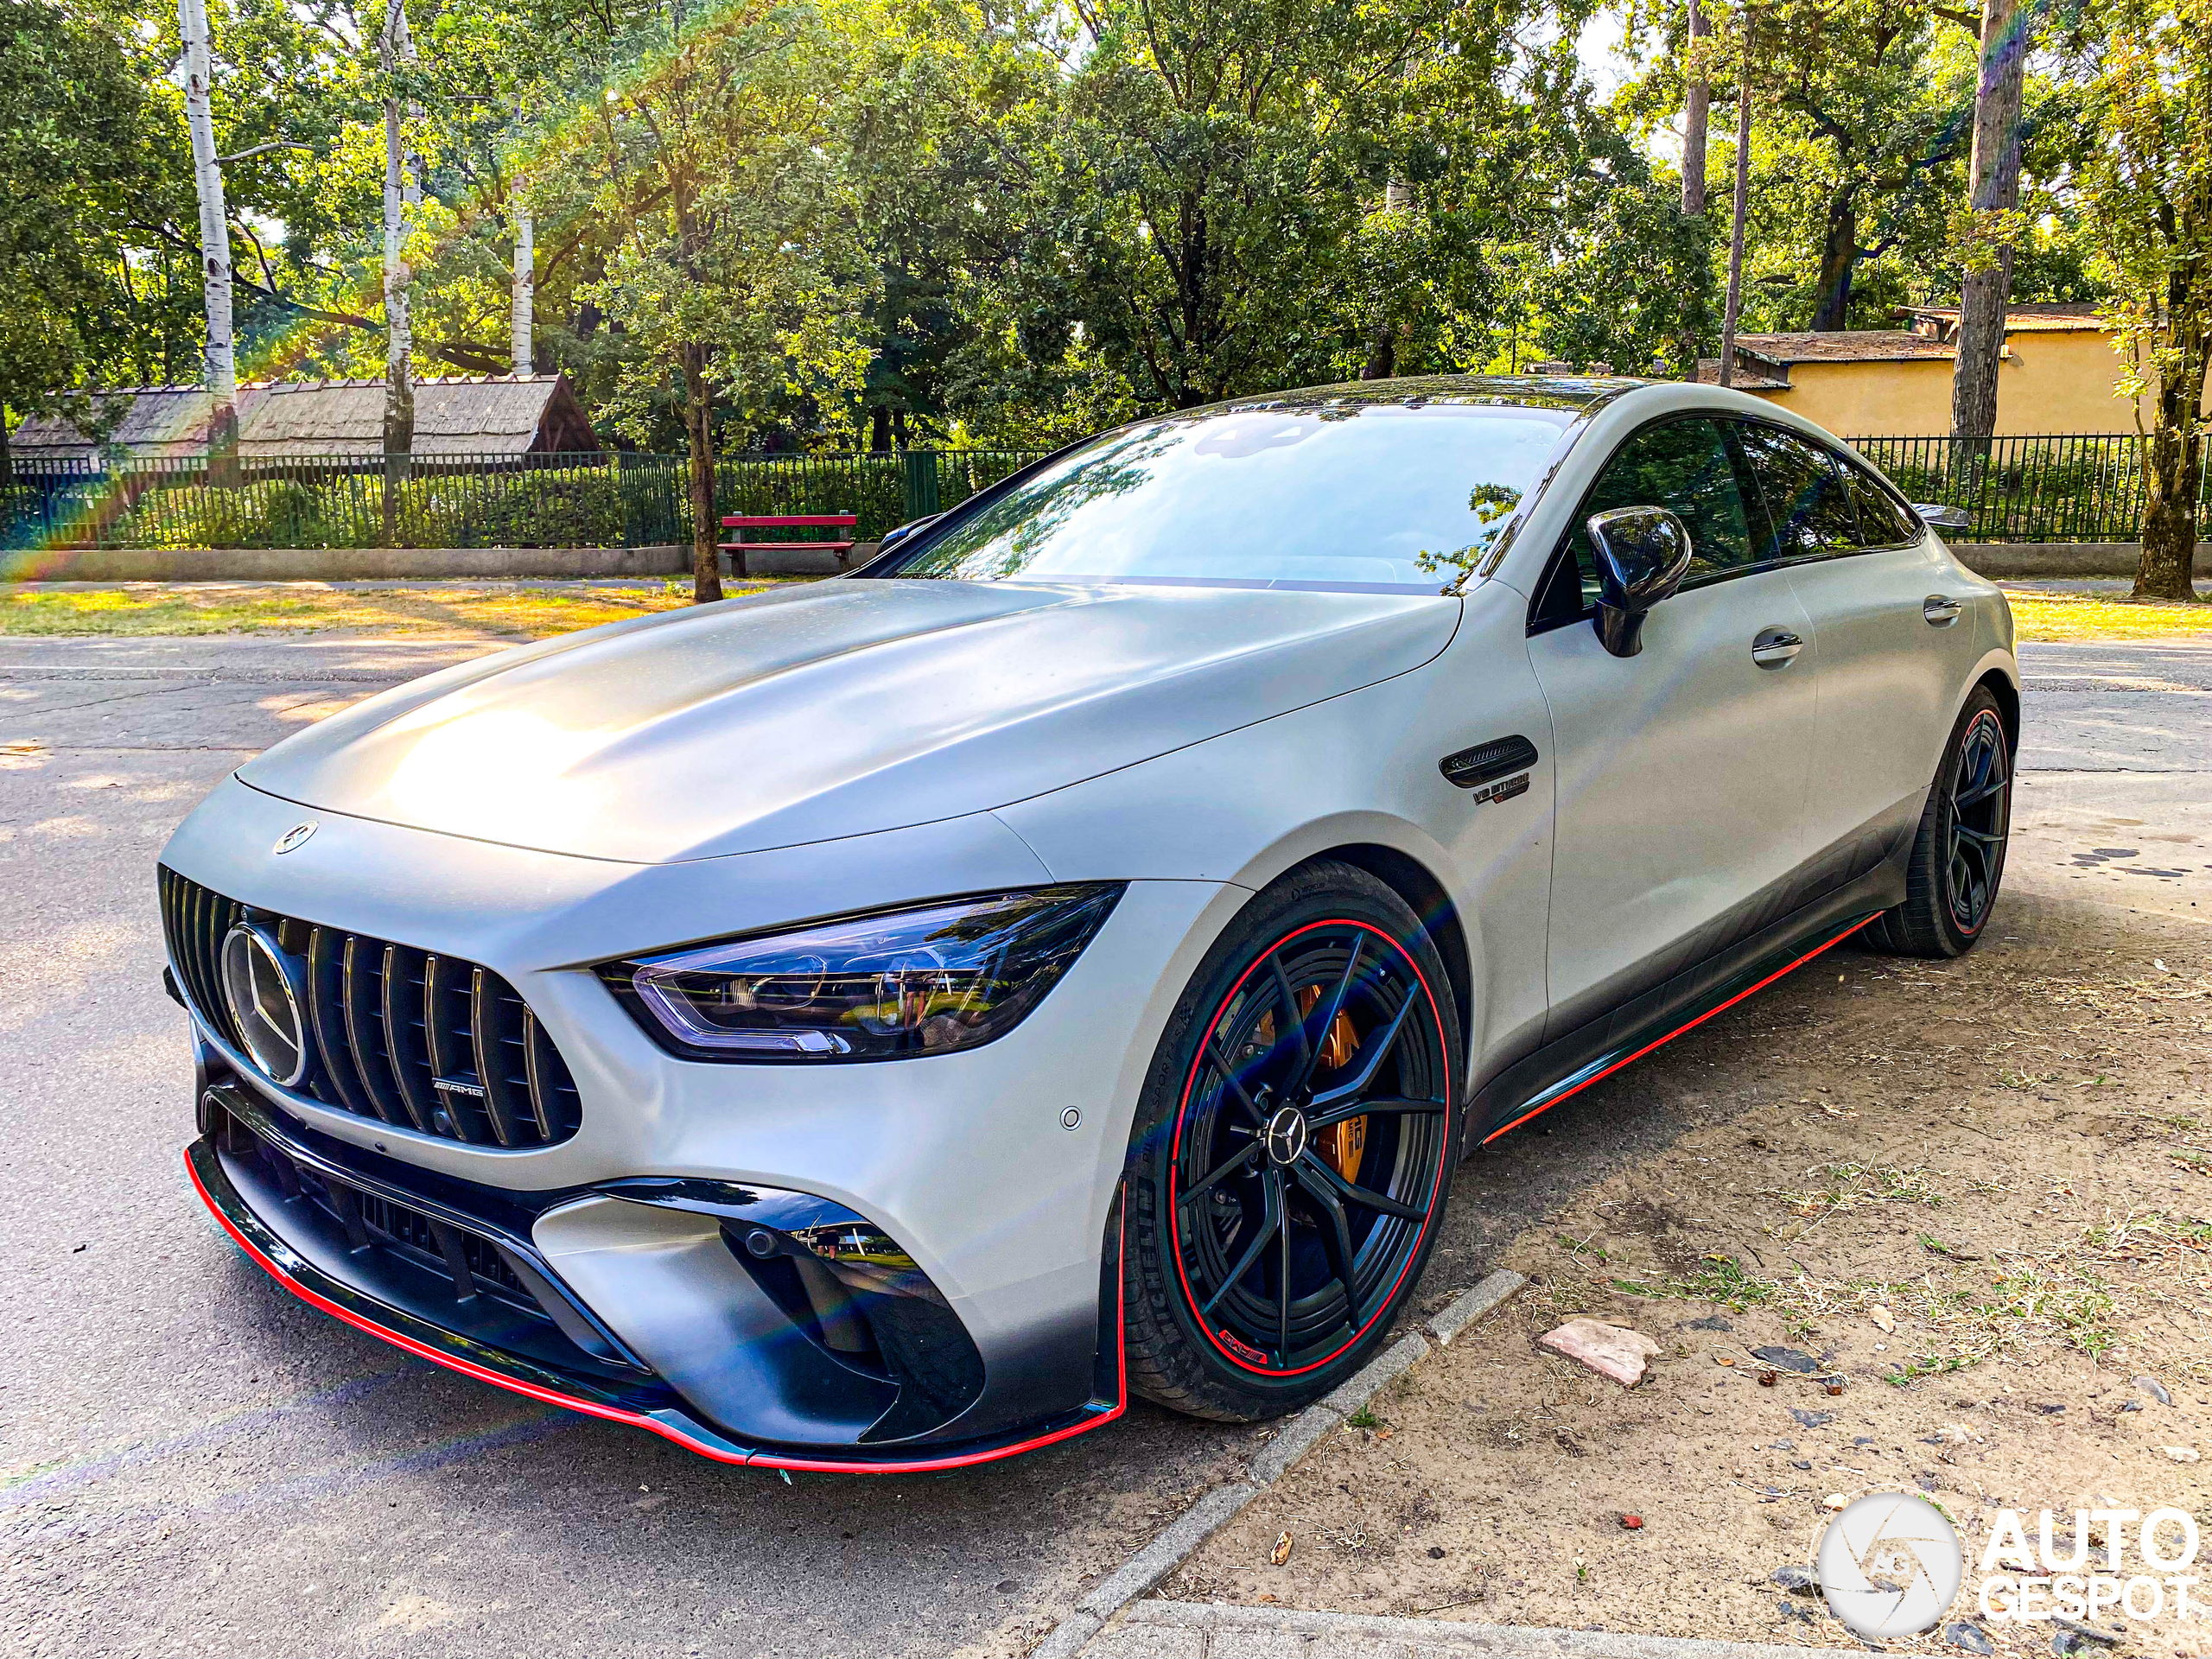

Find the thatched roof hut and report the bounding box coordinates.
[11,374,600,464]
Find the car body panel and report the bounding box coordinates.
[235,578,1459,864]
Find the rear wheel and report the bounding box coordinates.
[1122,861,1459,1421]
[1866,686,2012,959]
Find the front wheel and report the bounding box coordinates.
[1866,686,2012,959]
[1122,861,1460,1421]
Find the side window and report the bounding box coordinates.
[1836,454,1923,548]
[1558,418,1758,606]
[1734,423,1862,561]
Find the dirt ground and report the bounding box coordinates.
[1173,844,2212,1652]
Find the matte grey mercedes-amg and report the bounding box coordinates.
[162,376,2017,1470]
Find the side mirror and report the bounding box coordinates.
[875,512,944,555]
[1586,506,1694,658]
[1914,503,1970,531]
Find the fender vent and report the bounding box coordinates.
[159,867,582,1147]
[1440,734,1539,790]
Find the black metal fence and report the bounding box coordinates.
[0,448,1049,555]
[1845,433,2191,545]
[0,434,2189,555]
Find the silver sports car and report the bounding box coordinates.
[164,376,2017,1470]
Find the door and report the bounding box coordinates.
[1525,416,1820,1038]
[1735,423,1984,866]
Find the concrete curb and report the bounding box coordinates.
[1109,1600,1873,1658]
[1029,1273,1527,1657]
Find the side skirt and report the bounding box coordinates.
[1470,894,1887,1148]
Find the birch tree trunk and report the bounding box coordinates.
[1717,13,1754,390]
[1950,0,2027,442]
[511,192,534,378]
[671,166,724,604]
[1675,0,1713,379]
[379,0,419,543]
[177,0,238,483]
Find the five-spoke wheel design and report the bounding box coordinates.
[1945,707,2009,935]
[1167,920,1452,1376]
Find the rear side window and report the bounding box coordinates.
[1734,423,1861,561]
[1548,417,1759,614]
[1836,455,1923,547]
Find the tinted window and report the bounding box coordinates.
[1837,455,1923,547]
[888,404,1573,591]
[1558,418,1758,608]
[1735,424,1862,561]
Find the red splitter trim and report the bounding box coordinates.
[188,1150,1127,1474]
[1481,914,1876,1146]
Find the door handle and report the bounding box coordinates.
[1751,627,1802,669]
[1923,595,1964,626]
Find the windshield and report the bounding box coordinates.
[887,403,1575,592]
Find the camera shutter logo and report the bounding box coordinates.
[1818,1492,1963,1639]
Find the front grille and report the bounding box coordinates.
[161,867,583,1147]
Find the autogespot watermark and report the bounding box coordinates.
[1815,1492,2205,1641]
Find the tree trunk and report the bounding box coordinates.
[869,405,893,452]
[178,0,238,485]
[1681,0,1710,217]
[1951,0,2027,442]
[511,191,534,378]
[1809,194,1857,331]
[2135,310,2209,601]
[1717,21,1754,389]
[1361,180,1411,381]
[379,0,419,547]
[1675,0,1713,378]
[683,344,725,601]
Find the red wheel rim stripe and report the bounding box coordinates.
[1166,918,1451,1378]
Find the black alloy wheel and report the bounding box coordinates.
[1866,685,2013,959]
[1122,862,1459,1421]
[1945,708,2009,934]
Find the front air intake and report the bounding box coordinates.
[159,867,582,1147]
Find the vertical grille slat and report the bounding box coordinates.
[381,944,443,1134]
[157,868,584,1149]
[307,925,378,1119]
[470,968,526,1147]
[521,1008,557,1141]
[341,936,415,1128]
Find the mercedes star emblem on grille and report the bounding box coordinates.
[219,923,310,1087]
[272,820,318,855]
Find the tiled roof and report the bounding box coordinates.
[1897,302,2105,334]
[10,374,597,461]
[1692,359,1793,391]
[1729,332,1958,365]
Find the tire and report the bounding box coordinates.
[1122,860,1462,1422]
[1864,686,2012,959]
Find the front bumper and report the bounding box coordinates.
[190,1079,1125,1471]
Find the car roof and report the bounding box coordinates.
[1184,373,1635,420]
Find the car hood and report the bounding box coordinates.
[238,578,1460,863]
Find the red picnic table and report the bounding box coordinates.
[719,513,858,575]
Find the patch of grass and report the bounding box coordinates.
[1777,1161,1947,1220]
[0,579,801,639]
[1342,1405,1383,1429]
[2004,588,2212,643]
[1607,1254,1778,1311]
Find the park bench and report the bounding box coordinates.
[719,512,859,575]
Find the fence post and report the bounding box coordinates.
[901,450,939,523]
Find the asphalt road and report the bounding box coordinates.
[3,630,2205,1658]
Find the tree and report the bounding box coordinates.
[179,0,239,475]
[541,0,868,598]
[1950,0,2032,438]
[380,0,422,537]
[0,0,165,477]
[2078,0,2211,601]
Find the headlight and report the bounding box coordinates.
[601,885,1124,1062]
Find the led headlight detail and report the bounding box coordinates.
[602,885,1124,1062]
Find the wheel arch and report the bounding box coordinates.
[1975,664,2020,757]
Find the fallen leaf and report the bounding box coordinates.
[1823,1494,1850,1510]
[1376,1428,1394,1441]
[1271,1531,1294,1566]
[1716,1356,1736,1367]
[1758,1370,1779,1388]
[1869,1305,1895,1333]
[1825,1382,1844,1396]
